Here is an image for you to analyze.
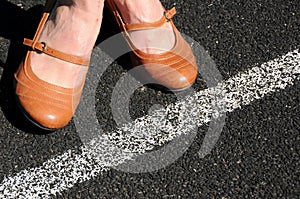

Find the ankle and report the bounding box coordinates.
[59,0,105,15]
[113,0,164,24]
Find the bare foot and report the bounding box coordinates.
[113,0,175,54]
[31,0,104,88]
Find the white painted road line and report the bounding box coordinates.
[0,49,299,198]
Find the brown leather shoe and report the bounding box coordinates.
[14,0,90,130]
[106,0,198,91]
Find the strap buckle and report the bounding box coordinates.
[164,11,172,22]
[36,42,47,54]
[164,7,176,22]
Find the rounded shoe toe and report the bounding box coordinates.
[144,62,197,91]
[18,96,73,130]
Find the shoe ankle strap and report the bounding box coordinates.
[23,38,90,66]
[121,7,177,31]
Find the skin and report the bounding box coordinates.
[31,0,175,88]
[113,0,175,53]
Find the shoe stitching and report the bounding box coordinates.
[15,78,80,103]
[17,94,71,110]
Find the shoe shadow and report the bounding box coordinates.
[0,1,51,134]
[96,3,133,70]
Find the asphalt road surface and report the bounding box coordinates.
[0,0,299,198]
